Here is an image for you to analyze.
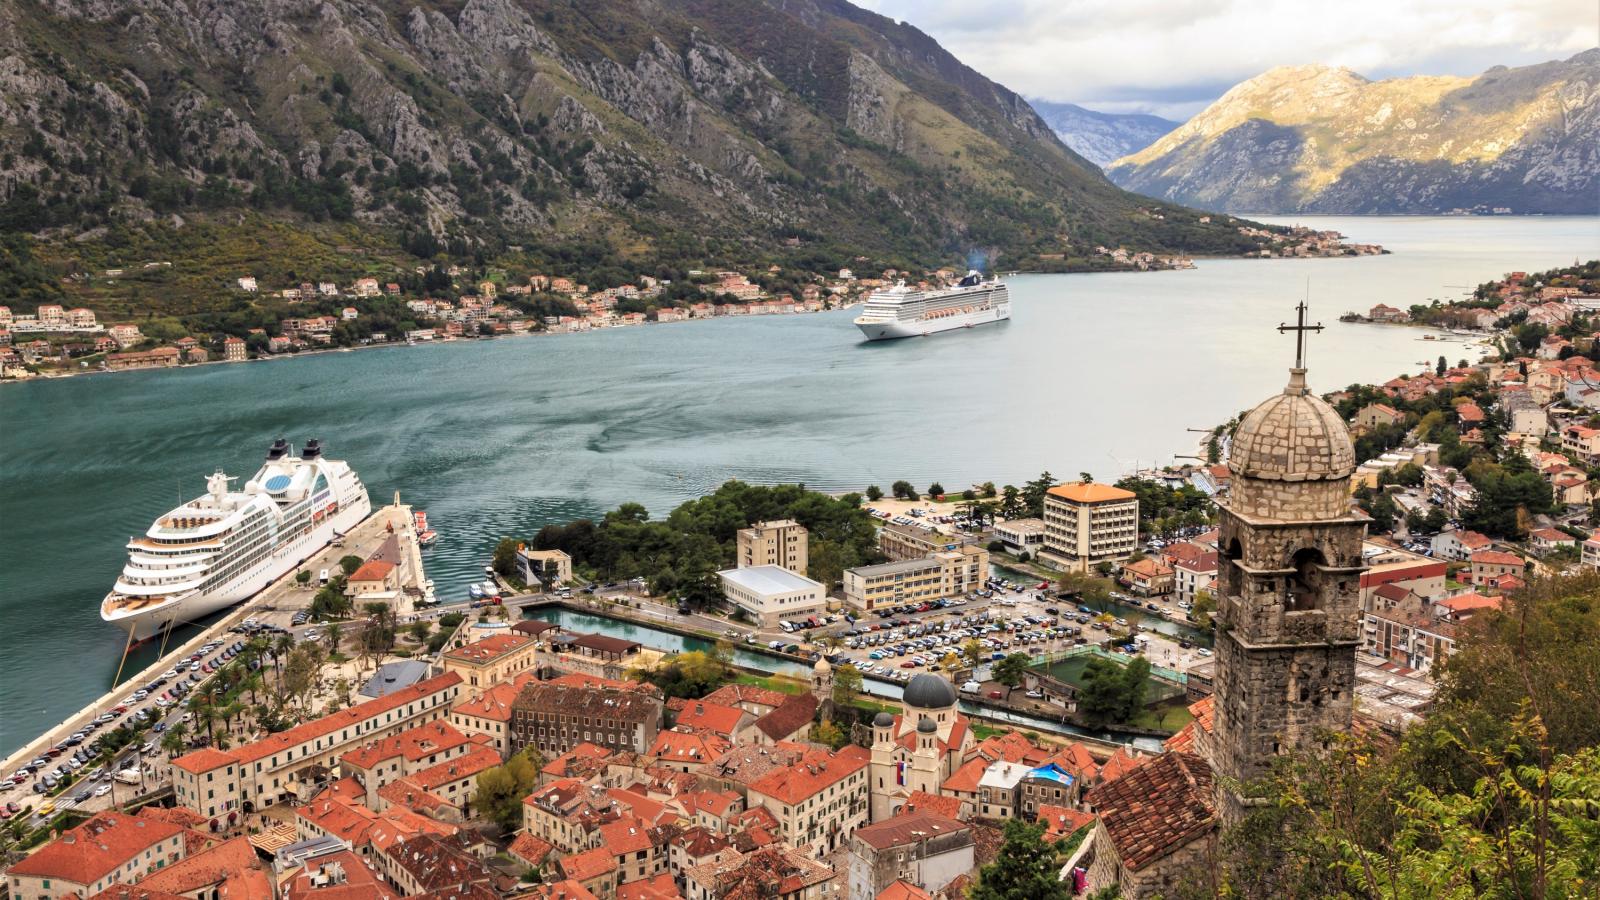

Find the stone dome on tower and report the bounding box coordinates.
[1229,368,1356,483]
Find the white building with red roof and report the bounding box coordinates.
[867,674,973,822]
[5,812,187,900]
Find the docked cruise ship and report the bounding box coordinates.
[102,439,371,642]
[854,270,1010,341]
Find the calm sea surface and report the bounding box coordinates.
[1,215,1595,752]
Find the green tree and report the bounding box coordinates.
[999,485,1024,519]
[981,482,998,498]
[1021,471,1056,518]
[295,570,311,586]
[832,663,863,708]
[338,555,364,576]
[961,488,977,501]
[492,537,521,578]
[993,653,1031,695]
[811,720,848,750]
[928,481,945,498]
[474,748,543,830]
[891,480,917,500]
[1190,590,1216,628]
[969,818,1072,900]
[962,638,986,669]
[408,620,431,643]
[324,622,343,654]
[865,484,883,502]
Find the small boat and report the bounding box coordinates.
[418,530,438,547]
[483,565,495,577]
[480,581,501,598]
[468,583,485,600]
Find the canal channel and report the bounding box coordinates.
[522,607,1166,751]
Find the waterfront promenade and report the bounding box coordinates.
[0,499,429,819]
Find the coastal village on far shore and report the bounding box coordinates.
[0,223,1378,381]
[0,257,1594,900]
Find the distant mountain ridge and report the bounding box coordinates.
[0,0,1275,311]
[1106,51,1600,214]
[1029,100,1180,167]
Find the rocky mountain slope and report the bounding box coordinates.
[1029,100,1178,167]
[0,0,1270,299]
[1107,51,1600,215]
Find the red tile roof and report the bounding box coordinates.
[900,791,963,820]
[648,729,732,765]
[1087,751,1215,872]
[442,633,533,665]
[7,812,185,885]
[1096,746,1146,785]
[283,851,398,900]
[173,673,460,771]
[672,701,748,736]
[342,721,473,770]
[350,561,396,583]
[409,745,502,790]
[1471,550,1526,567]
[876,881,933,900]
[616,873,679,900]
[747,746,867,804]
[941,757,988,794]
[506,833,554,868]
[852,811,968,850]
[137,837,263,896]
[1037,805,1096,842]
[699,684,791,711]
[558,846,617,882]
[751,693,817,742]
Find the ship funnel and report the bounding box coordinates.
[266,438,290,460]
[301,439,324,460]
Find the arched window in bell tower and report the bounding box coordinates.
[1286,547,1326,611]
[1221,538,1243,596]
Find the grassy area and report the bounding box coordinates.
[1130,698,1195,733]
[733,673,809,695]
[971,723,1008,741]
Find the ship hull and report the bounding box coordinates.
[109,497,372,642]
[855,303,1010,341]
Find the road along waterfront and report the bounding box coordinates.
[0,500,428,816]
[2,216,1596,754]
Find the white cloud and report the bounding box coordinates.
[856,0,1597,119]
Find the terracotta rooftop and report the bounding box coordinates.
[7,811,184,885]
[747,745,868,804]
[1471,549,1526,567]
[88,887,189,900]
[672,701,748,736]
[350,561,396,583]
[507,833,554,868]
[442,633,533,665]
[1037,804,1096,842]
[450,674,536,722]
[546,673,658,694]
[1046,482,1136,504]
[616,872,679,900]
[751,693,817,741]
[706,742,806,786]
[512,682,661,724]
[941,757,988,794]
[138,837,263,896]
[900,791,963,820]
[409,745,502,790]
[852,811,969,850]
[342,721,472,770]
[876,881,933,900]
[558,846,617,882]
[382,834,495,892]
[173,673,461,771]
[649,728,730,765]
[1087,751,1216,872]
[529,881,599,900]
[700,684,792,711]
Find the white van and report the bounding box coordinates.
[960,681,982,695]
[319,568,331,585]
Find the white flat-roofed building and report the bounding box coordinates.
[993,517,1046,556]
[718,565,826,628]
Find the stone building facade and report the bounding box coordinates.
[1211,364,1367,826]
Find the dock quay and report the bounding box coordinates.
[0,497,429,809]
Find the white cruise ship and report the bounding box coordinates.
[854,270,1010,341]
[102,439,371,642]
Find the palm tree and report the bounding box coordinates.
[272,633,295,690]
[161,725,187,758]
[221,701,245,738]
[324,622,343,655]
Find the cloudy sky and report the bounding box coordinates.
[855,0,1598,120]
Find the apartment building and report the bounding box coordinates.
[508,683,662,758]
[745,746,870,857]
[1041,482,1139,572]
[171,673,462,817]
[735,519,809,575]
[846,811,973,900]
[877,521,951,562]
[440,634,538,689]
[841,545,989,612]
[5,812,186,900]
[448,673,537,757]
[992,518,1046,556]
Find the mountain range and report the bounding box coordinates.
[1107,51,1600,215]
[0,0,1274,314]
[1028,100,1178,168]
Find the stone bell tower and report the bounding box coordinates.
[1211,304,1368,825]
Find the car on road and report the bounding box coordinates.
[93,784,112,797]
[1025,690,1044,699]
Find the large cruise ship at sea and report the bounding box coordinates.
[854,270,1010,341]
[102,439,371,642]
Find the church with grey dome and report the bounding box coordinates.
[867,671,973,822]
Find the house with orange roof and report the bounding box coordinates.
[1529,527,1578,555]
[1433,592,1503,622]
[346,560,397,596]
[596,816,678,886]
[669,701,750,740]
[372,833,495,898]
[376,778,457,820]
[938,757,987,811]
[682,847,832,900]
[339,721,476,808]
[875,881,932,900]
[557,847,618,900]
[899,790,967,821]
[402,744,501,813]
[746,745,870,856]
[1468,549,1526,586]
[645,729,732,774]
[172,674,461,817]
[1095,746,1146,786]
[440,634,537,688]
[5,812,187,900]
[1084,752,1215,898]
[136,836,271,900]
[1118,557,1174,597]
[1037,804,1096,843]
[528,881,600,900]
